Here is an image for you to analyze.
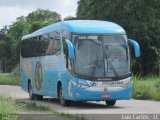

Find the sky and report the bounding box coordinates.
[0,0,79,29]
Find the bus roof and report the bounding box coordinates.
[22,20,126,40]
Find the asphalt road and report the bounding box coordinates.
[0,85,160,120]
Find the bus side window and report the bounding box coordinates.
[46,31,61,55]
[36,36,41,56]
[46,33,54,55]
[36,35,49,56]
[29,38,34,57]
[62,31,69,68]
[21,40,26,58]
[54,31,61,53]
[62,30,73,71]
[26,38,32,57]
[21,38,33,58]
[32,37,37,57]
[43,34,49,54]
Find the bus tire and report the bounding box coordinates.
[28,82,36,100]
[59,85,70,106]
[105,100,116,106]
[35,94,43,100]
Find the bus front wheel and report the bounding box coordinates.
[105,100,116,106]
[59,85,70,106]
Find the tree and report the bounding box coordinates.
[26,9,62,33]
[27,8,61,23]
[0,27,12,72]
[77,0,160,75]
[29,21,50,33]
[63,16,77,21]
[0,9,62,72]
[6,16,30,71]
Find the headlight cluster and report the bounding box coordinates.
[76,83,89,89]
[71,80,89,89]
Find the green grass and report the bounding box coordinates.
[0,96,18,114]
[133,75,160,101]
[0,96,50,114]
[0,73,19,86]
[0,96,19,120]
[0,96,87,120]
[16,101,51,112]
[0,96,51,120]
[18,100,86,120]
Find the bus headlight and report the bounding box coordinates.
[76,83,89,89]
[71,80,89,89]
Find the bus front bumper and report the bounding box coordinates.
[70,86,132,101]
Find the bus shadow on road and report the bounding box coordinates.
[69,101,123,109]
[20,98,123,109]
[39,98,123,109]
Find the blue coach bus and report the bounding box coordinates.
[20,20,140,106]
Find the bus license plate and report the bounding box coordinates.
[101,94,110,98]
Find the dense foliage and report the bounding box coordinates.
[0,9,61,72]
[133,75,160,100]
[77,0,160,76]
[0,1,160,76]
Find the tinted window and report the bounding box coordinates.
[46,33,54,55]
[37,35,49,56]
[53,31,61,54]
[62,30,71,54]
[21,31,61,58]
[62,30,71,67]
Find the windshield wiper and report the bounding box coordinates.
[107,60,119,79]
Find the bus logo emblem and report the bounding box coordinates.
[35,61,43,90]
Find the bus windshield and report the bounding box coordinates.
[73,35,130,78]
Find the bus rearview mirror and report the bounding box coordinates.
[129,39,140,57]
[65,39,75,59]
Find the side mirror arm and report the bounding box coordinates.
[129,39,140,57]
[65,39,75,59]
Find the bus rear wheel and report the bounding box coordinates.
[28,82,43,100]
[59,85,70,106]
[105,100,116,106]
[35,94,43,100]
[29,82,36,100]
